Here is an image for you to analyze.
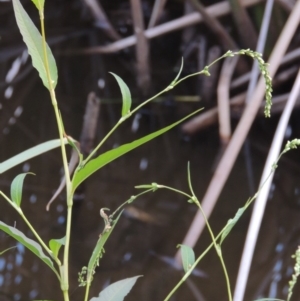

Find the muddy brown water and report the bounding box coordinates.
[1,1,300,300]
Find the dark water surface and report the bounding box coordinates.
[1,1,300,301]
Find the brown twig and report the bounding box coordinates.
[59,0,263,55]
[187,0,237,50]
[200,46,222,102]
[228,0,258,48]
[82,0,120,40]
[275,0,295,11]
[130,0,151,93]
[148,0,168,28]
[217,56,239,143]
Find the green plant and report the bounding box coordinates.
[2,1,297,301]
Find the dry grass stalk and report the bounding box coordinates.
[61,0,263,55]
[148,0,168,28]
[82,0,120,40]
[233,68,300,301]
[187,0,237,49]
[228,0,258,48]
[130,0,151,93]
[217,56,239,143]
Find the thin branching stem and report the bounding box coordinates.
[83,88,171,165]
[39,9,71,301]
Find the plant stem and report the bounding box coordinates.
[189,164,232,301]
[63,290,70,301]
[39,9,72,300]
[110,188,154,218]
[20,211,57,261]
[84,283,91,301]
[81,53,230,166]
[83,122,120,165]
[156,185,192,199]
[195,199,232,301]
[0,191,61,280]
[83,87,170,165]
[174,53,228,87]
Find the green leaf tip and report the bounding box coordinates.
[11,172,34,207]
[90,275,142,301]
[49,236,66,258]
[12,0,58,90]
[110,72,132,117]
[31,0,45,11]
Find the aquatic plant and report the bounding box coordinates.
[0,0,298,301]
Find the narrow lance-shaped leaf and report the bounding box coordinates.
[11,173,34,207]
[49,236,65,258]
[87,211,123,283]
[31,0,45,11]
[110,73,132,117]
[90,275,142,301]
[177,244,195,273]
[220,207,246,244]
[72,108,203,191]
[0,138,69,174]
[0,221,58,276]
[12,0,57,90]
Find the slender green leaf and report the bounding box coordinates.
[87,211,123,283]
[72,108,203,191]
[220,207,246,244]
[0,221,57,274]
[0,138,68,174]
[177,244,195,273]
[49,236,65,258]
[12,0,57,90]
[110,73,132,117]
[90,275,142,301]
[31,0,44,11]
[10,173,34,207]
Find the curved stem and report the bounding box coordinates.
[110,188,154,218]
[155,185,192,199]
